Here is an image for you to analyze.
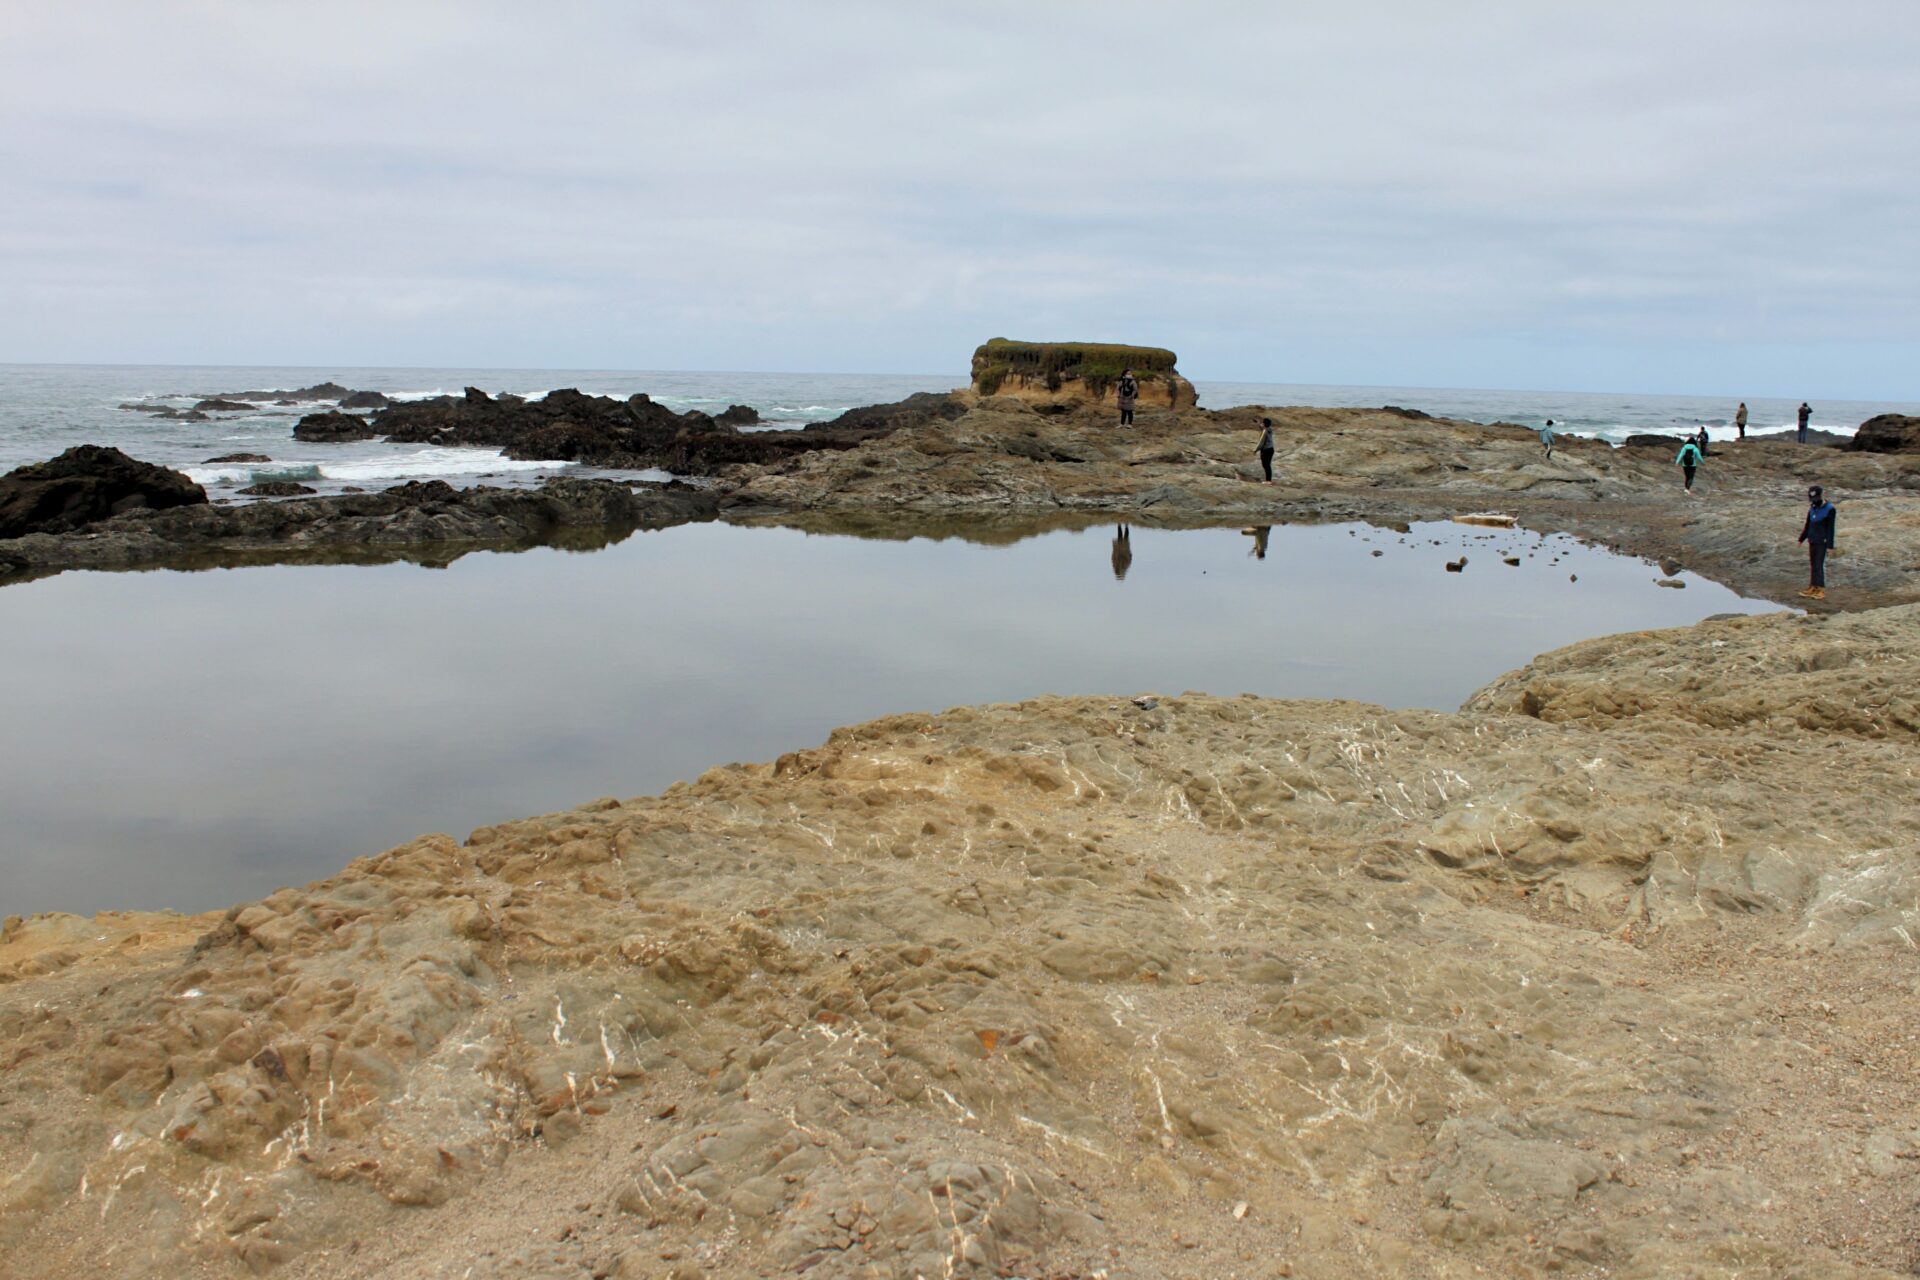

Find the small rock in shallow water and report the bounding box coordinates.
[1657,578,1686,588]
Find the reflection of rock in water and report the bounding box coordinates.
[1110,523,1131,580]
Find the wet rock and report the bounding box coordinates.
[1656,577,1686,588]
[237,482,317,497]
[192,398,258,412]
[339,390,391,410]
[204,453,272,464]
[293,411,378,443]
[0,445,207,539]
[1851,413,1920,453]
[713,404,760,429]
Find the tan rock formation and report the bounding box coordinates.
[4,605,1919,1278]
[723,400,1920,612]
[966,338,1198,412]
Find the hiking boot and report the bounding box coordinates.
[1798,586,1817,597]
[1809,587,1826,600]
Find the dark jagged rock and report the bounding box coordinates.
[714,404,761,429]
[359,388,953,477]
[119,404,208,421]
[1380,405,1434,420]
[0,475,719,582]
[205,453,272,464]
[1851,413,1920,453]
[293,411,379,443]
[0,445,207,539]
[237,482,317,497]
[193,398,258,412]
[201,381,356,402]
[339,391,390,410]
[1620,434,1680,449]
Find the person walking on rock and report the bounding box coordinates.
[1258,417,1275,481]
[1676,437,1703,493]
[1115,369,1140,427]
[1797,401,1812,443]
[1735,402,1748,441]
[1539,419,1555,459]
[1798,484,1837,600]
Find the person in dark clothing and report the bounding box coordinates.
[1110,524,1132,581]
[1257,417,1275,482]
[1675,438,1702,492]
[1735,402,1748,440]
[1694,426,1711,457]
[1115,369,1139,427]
[1798,485,1837,599]
[1797,402,1812,443]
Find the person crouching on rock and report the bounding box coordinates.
[1258,417,1275,481]
[1115,369,1139,427]
[1798,484,1836,600]
[1675,437,1703,493]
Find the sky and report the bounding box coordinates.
[3,1,1917,397]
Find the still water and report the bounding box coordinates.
[0,521,1778,915]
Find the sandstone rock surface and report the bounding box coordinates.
[3,605,1917,1278]
[968,337,1198,412]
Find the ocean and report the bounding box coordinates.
[1,363,1908,498]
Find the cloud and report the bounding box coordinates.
[2,0,1916,395]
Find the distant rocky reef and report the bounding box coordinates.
[294,386,964,476]
[969,337,1198,412]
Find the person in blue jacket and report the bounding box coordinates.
[1538,419,1556,459]
[1798,484,1837,599]
[1675,437,1703,492]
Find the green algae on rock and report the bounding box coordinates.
[970,337,1199,410]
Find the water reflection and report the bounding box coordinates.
[1110,525,1132,581]
[0,521,1778,915]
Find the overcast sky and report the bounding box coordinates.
[4,1,1917,396]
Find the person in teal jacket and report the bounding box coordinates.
[1675,438,1702,492]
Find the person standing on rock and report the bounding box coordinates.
[1694,426,1711,458]
[1676,437,1703,493]
[1797,402,1812,443]
[1258,417,1276,481]
[1735,402,1748,441]
[1115,369,1139,428]
[1539,419,1556,459]
[1798,484,1837,600]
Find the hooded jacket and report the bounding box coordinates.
[1801,501,1837,548]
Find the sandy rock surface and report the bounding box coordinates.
[724,402,1920,611]
[3,605,1917,1278]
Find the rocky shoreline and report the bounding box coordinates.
[7,394,1916,614]
[3,603,1917,1277]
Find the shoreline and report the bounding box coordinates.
[6,399,1917,612]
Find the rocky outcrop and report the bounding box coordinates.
[338,390,390,410]
[3,605,1917,1277]
[291,411,377,442]
[192,398,257,412]
[0,477,718,581]
[0,445,207,539]
[118,403,207,421]
[201,381,358,402]
[1851,413,1920,453]
[721,400,1920,611]
[236,481,316,497]
[969,338,1199,412]
[204,453,272,464]
[335,387,947,477]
